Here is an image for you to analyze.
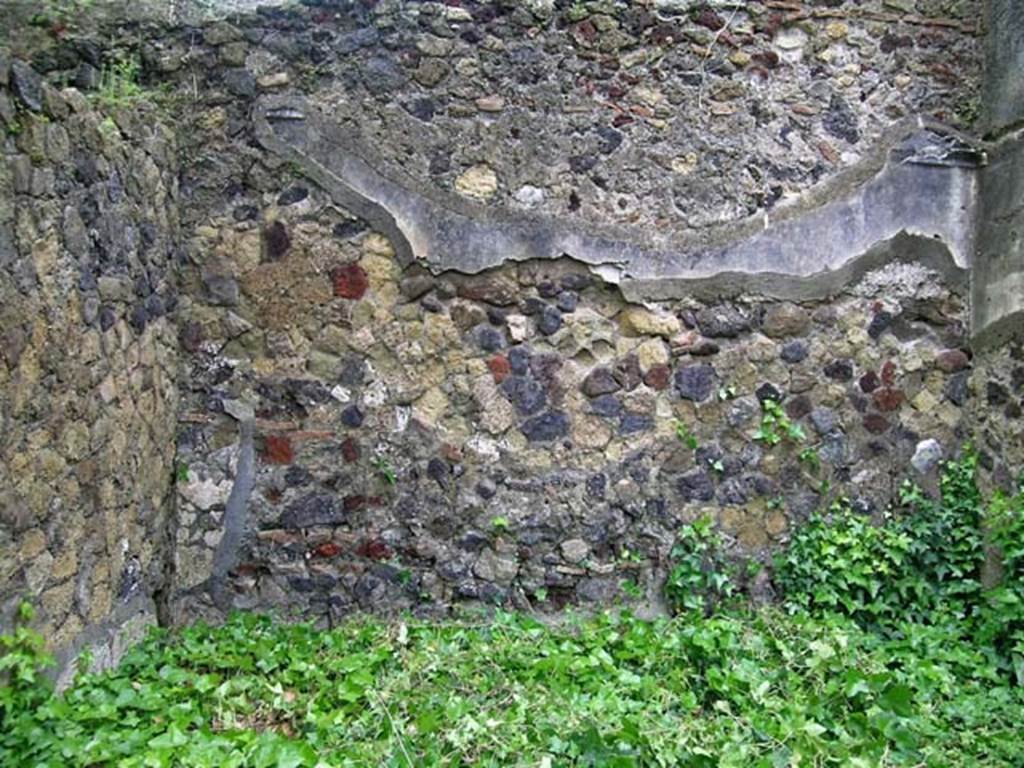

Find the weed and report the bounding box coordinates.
[371,456,396,486]
[754,398,805,446]
[674,419,698,450]
[664,514,734,616]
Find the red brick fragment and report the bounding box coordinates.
[936,349,970,373]
[488,354,511,383]
[863,413,890,434]
[881,360,898,386]
[644,365,671,391]
[331,264,369,299]
[357,538,393,561]
[263,435,294,465]
[872,387,904,412]
[313,542,342,558]
[341,437,360,463]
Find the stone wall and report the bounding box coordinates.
[0,0,1011,661]
[156,0,985,621]
[174,212,975,621]
[969,0,1024,490]
[0,60,180,677]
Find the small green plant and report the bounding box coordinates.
[665,515,734,616]
[94,54,146,108]
[372,457,396,486]
[620,579,643,599]
[775,501,915,627]
[0,603,54,724]
[776,452,987,630]
[618,548,642,563]
[754,398,805,446]
[490,516,510,531]
[799,446,821,474]
[174,463,190,483]
[717,384,738,401]
[674,420,698,450]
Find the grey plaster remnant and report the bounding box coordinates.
[51,594,157,691]
[209,417,256,610]
[973,129,1024,348]
[254,95,983,302]
[984,0,1024,135]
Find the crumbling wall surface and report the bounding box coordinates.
[969,0,1024,488]
[159,0,983,246]
[152,0,985,621]
[174,209,975,622]
[0,60,180,676]
[0,0,995,640]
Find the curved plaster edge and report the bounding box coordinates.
[253,94,981,301]
[208,417,256,612]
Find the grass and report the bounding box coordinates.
[2,608,1023,767]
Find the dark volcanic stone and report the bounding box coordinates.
[427,457,451,488]
[823,93,860,144]
[785,395,812,419]
[581,367,620,397]
[280,493,345,528]
[944,371,970,406]
[203,274,239,307]
[569,154,598,173]
[619,413,654,435]
[520,410,570,442]
[613,354,643,391]
[556,291,578,313]
[333,219,368,239]
[277,186,308,206]
[233,204,258,222]
[128,304,148,333]
[262,220,291,261]
[863,413,890,434]
[780,340,808,363]
[508,346,531,375]
[223,68,256,97]
[859,371,880,393]
[590,394,622,418]
[10,60,43,111]
[867,310,894,339]
[674,364,715,402]
[501,375,547,415]
[756,382,784,404]
[695,306,750,338]
[586,473,606,499]
[824,358,854,381]
[98,307,116,331]
[988,381,1009,406]
[362,56,407,94]
[677,469,714,502]
[341,405,364,427]
[537,306,563,335]
[475,324,506,352]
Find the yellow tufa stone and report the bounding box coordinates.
[619,306,681,338]
[413,386,450,427]
[455,164,499,201]
[825,21,848,40]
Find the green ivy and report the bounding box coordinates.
[664,515,734,616]
[753,398,805,446]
